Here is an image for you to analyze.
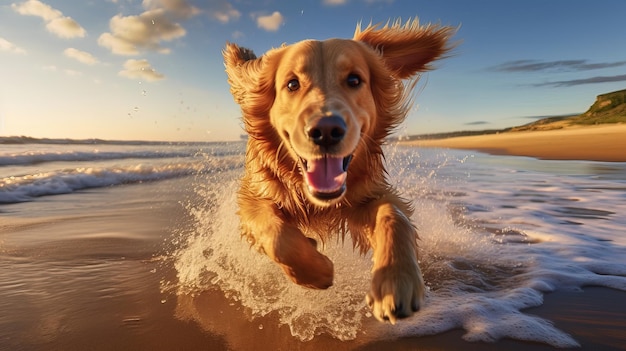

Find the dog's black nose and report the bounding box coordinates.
[306,116,346,147]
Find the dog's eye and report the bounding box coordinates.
[287,79,300,92]
[347,74,362,88]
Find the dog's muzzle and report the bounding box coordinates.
[299,115,354,201]
[302,155,353,200]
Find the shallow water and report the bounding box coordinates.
[1,140,625,350]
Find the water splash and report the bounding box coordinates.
[167,145,626,348]
[172,172,373,341]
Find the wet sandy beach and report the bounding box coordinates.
[407,124,626,162]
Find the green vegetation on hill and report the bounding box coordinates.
[508,114,577,132]
[406,88,626,140]
[570,89,626,125]
[513,89,626,131]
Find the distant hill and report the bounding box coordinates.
[510,89,626,132]
[573,88,626,124]
[405,89,626,140]
[400,129,505,141]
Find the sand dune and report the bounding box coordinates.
[408,124,626,162]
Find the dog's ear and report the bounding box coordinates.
[223,42,263,104]
[354,19,455,79]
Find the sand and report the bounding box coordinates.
[407,124,626,162]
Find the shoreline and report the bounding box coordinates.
[405,124,626,162]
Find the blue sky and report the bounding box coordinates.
[1,0,625,142]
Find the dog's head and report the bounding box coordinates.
[224,19,453,206]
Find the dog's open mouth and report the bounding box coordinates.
[300,155,353,200]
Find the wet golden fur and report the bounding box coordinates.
[224,19,453,323]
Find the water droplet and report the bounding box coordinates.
[258,324,263,330]
[160,299,167,304]
[152,19,155,25]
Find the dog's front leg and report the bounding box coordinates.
[365,200,425,324]
[239,197,334,289]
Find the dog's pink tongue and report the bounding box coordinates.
[305,156,346,193]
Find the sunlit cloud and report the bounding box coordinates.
[46,17,87,39]
[39,65,83,77]
[0,37,27,54]
[98,8,186,55]
[209,2,241,23]
[323,0,348,5]
[98,0,200,55]
[256,11,284,32]
[11,0,86,39]
[63,69,82,77]
[11,0,60,21]
[142,0,200,19]
[118,58,165,82]
[63,48,98,65]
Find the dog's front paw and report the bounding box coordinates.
[366,263,425,324]
[274,234,334,289]
[280,250,334,289]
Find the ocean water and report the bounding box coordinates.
[0,138,242,204]
[1,137,625,349]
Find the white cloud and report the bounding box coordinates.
[11,0,86,39]
[64,48,98,65]
[118,59,164,82]
[0,37,27,54]
[142,0,200,19]
[256,11,283,32]
[98,8,186,55]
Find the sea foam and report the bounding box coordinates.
[170,145,626,348]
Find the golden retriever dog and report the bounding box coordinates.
[223,19,453,324]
